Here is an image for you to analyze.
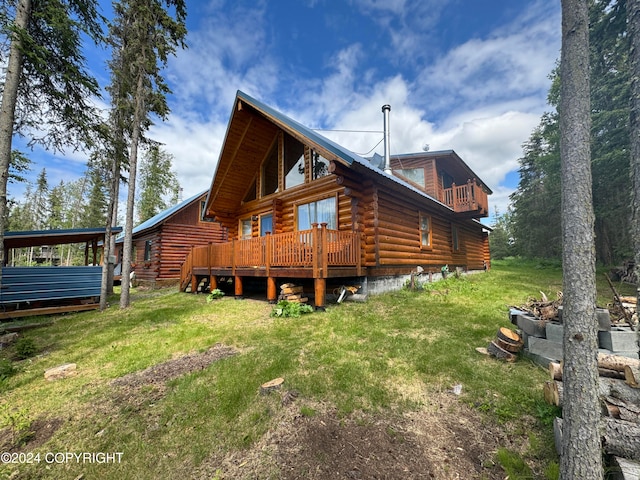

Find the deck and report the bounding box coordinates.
[180,224,362,292]
[441,179,489,218]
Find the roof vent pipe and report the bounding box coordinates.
[382,104,391,174]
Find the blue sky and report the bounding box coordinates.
[12,0,561,223]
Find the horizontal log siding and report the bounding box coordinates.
[133,233,159,282]
[372,187,486,269]
[156,223,226,279]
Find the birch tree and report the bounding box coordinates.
[559,0,603,478]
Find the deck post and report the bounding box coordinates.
[190,247,197,293]
[451,182,457,211]
[265,232,271,276]
[320,223,328,276]
[209,274,217,292]
[312,223,319,278]
[314,277,326,310]
[234,275,243,298]
[267,277,277,303]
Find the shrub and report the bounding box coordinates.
[270,300,314,318]
[207,289,225,302]
[0,358,16,380]
[15,338,37,359]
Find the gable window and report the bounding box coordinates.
[260,213,273,236]
[311,151,330,180]
[284,134,305,189]
[419,213,432,249]
[297,197,336,230]
[144,240,152,261]
[451,224,459,251]
[243,178,257,203]
[262,143,279,196]
[240,218,252,239]
[399,168,425,188]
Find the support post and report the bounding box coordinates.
[209,275,217,292]
[234,275,243,298]
[314,277,326,311]
[267,277,277,303]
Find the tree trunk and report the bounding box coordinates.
[120,72,145,309]
[0,0,32,282]
[559,0,602,477]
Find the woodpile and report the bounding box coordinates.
[279,283,308,304]
[544,354,640,477]
[511,291,563,322]
[486,327,523,362]
[609,259,637,285]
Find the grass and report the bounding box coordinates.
[0,259,633,479]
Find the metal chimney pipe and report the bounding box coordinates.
[382,104,391,174]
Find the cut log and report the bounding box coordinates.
[610,456,640,480]
[548,361,624,381]
[599,377,640,405]
[555,417,640,462]
[604,396,640,424]
[602,417,640,461]
[549,361,563,381]
[487,340,517,362]
[623,365,640,388]
[260,377,284,395]
[599,353,639,372]
[543,380,563,407]
[281,286,303,295]
[553,417,563,456]
[495,327,523,353]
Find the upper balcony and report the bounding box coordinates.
[439,178,489,218]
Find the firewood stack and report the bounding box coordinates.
[279,283,308,304]
[486,327,523,362]
[544,354,640,477]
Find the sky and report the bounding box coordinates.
[11,0,562,226]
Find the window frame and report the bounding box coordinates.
[451,224,459,252]
[419,212,432,250]
[144,240,152,262]
[240,218,252,240]
[295,195,337,231]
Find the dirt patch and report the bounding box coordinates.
[0,417,63,453]
[195,393,523,480]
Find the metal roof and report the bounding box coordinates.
[116,190,207,243]
[4,227,123,249]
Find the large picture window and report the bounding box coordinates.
[297,197,336,230]
[284,134,305,189]
[311,151,330,180]
[399,168,425,187]
[240,218,252,239]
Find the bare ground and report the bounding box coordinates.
[5,344,534,479]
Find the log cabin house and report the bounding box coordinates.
[183,91,492,307]
[116,191,226,286]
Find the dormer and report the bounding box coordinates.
[389,150,492,218]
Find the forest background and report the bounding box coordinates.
[490,1,632,266]
[3,0,632,269]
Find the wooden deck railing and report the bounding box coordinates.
[180,224,360,289]
[440,179,488,216]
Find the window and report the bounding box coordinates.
[144,240,152,261]
[243,178,257,203]
[200,201,216,222]
[240,218,252,239]
[297,197,336,230]
[284,134,305,189]
[398,168,425,187]
[452,225,459,251]
[261,143,279,196]
[419,213,432,248]
[311,151,330,180]
[260,214,273,236]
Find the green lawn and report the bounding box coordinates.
[0,259,632,479]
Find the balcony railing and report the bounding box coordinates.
[180,224,360,287]
[440,179,488,217]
